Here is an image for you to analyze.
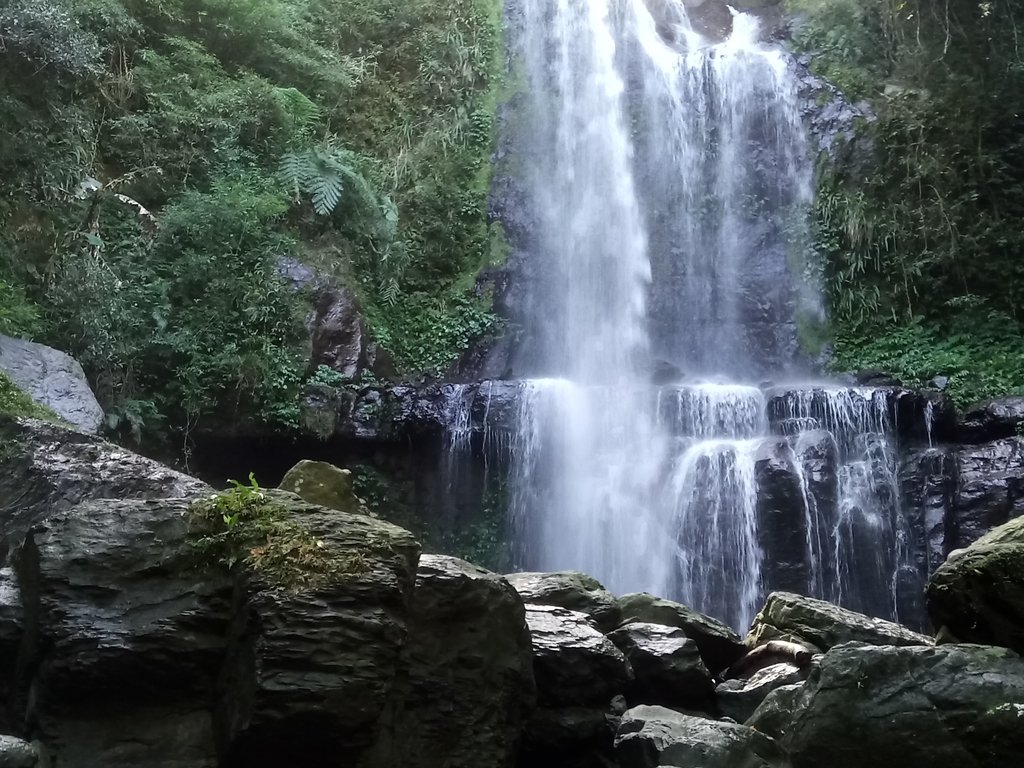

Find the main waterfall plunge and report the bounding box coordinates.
[456,0,924,632]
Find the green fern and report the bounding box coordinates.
[279,147,346,216]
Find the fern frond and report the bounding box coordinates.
[309,171,343,216]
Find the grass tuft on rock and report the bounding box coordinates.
[0,370,63,421]
[188,474,372,590]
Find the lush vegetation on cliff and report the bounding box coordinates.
[792,0,1024,405]
[0,0,504,438]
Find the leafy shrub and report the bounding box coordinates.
[832,305,1024,407]
[0,280,42,338]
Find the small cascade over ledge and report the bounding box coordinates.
[434,381,934,631]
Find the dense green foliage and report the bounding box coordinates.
[0,0,504,438]
[792,0,1024,405]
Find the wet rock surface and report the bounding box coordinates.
[716,663,807,724]
[507,571,621,632]
[956,396,1024,443]
[524,605,633,707]
[746,591,932,651]
[617,592,746,673]
[607,623,713,710]
[781,643,1024,768]
[950,438,1024,550]
[386,555,535,768]
[614,705,791,768]
[0,417,208,558]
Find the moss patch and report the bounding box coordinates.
[188,475,372,590]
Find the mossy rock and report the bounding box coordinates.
[278,459,369,515]
[926,516,1024,653]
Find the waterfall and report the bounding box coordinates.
[485,0,925,631]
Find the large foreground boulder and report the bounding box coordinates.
[217,493,421,767]
[383,555,534,768]
[746,592,932,651]
[14,498,233,768]
[781,643,1024,768]
[614,705,791,768]
[926,514,1024,652]
[618,593,746,672]
[0,335,103,433]
[506,571,621,632]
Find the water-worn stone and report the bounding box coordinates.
[782,643,1024,768]
[715,663,806,724]
[507,571,621,631]
[926,514,1024,652]
[0,417,207,559]
[607,623,713,709]
[218,496,420,767]
[278,459,365,514]
[0,335,103,433]
[957,396,1024,443]
[14,498,232,768]
[614,705,791,768]
[618,593,746,672]
[383,555,535,768]
[746,592,932,652]
[525,605,633,707]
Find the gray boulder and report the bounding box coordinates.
[618,593,746,672]
[607,623,713,709]
[525,604,633,707]
[716,663,807,724]
[782,643,1024,768]
[746,592,932,652]
[926,514,1024,652]
[614,705,791,768]
[0,335,102,433]
[506,571,621,631]
[383,555,535,768]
